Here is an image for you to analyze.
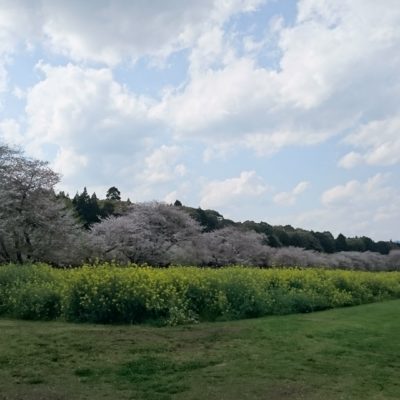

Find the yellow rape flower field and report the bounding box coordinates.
[1,264,400,324]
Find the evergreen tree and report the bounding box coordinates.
[267,234,282,248]
[88,192,101,224]
[375,241,391,255]
[335,233,348,251]
[314,231,336,253]
[106,186,121,201]
[72,188,101,228]
[275,229,291,246]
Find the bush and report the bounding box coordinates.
[12,283,62,320]
[0,264,400,325]
[0,264,63,319]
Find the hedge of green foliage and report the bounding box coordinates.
[1,264,400,325]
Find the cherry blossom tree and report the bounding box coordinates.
[89,202,205,265]
[0,143,85,265]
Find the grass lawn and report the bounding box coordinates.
[0,301,399,400]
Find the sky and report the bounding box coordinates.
[0,0,399,241]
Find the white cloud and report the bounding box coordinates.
[155,58,279,138]
[12,86,26,100]
[289,174,400,240]
[338,151,363,169]
[141,145,186,184]
[21,63,161,189]
[0,0,264,67]
[200,170,268,210]
[0,119,24,145]
[52,148,88,178]
[41,0,212,65]
[0,1,43,93]
[3,0,400,162]
[0,61,7,94]
[164,190,179,204]
[0,0,265,108]
[154,0,400,157]
[321,180,361,206]
[274,181,310,206]
[16,63,195,199]
[321,174,393,207]
[341,117,400,167]
[293,181,309,195]
[0,1,41,52]
[162,180,194,206]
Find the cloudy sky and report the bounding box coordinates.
[0,0,399,240]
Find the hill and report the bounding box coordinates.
[66,188,400,255]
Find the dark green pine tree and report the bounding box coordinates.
[106,186,121,201]
[314,231,336,253]
[87,192,101,225]
[267,234,282,248]
[72,187,101,229]
[335,233,348,252]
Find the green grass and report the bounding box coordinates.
[0,300,399,399]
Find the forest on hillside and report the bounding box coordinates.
[1,143,399,269]
[68,187,399,255]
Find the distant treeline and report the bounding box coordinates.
[64,188,400,256]
[1,142,399,269]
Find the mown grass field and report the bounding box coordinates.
[1,300,400,400]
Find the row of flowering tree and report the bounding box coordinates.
[1,143,399,269]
